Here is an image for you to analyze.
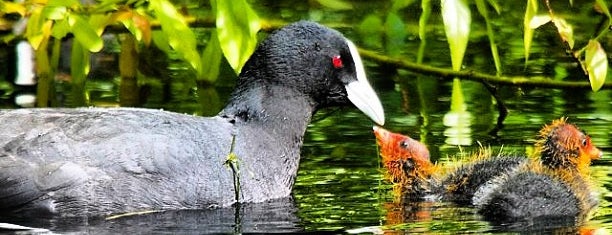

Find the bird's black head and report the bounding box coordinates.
[236,21,384,125]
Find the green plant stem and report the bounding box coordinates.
[358,48,612,90]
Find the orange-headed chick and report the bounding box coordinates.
[475,118,602,225]
[536,117,602,175]
[374,118,603,229]
[373,126,437,198]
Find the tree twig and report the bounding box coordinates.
[479,81,507,136]
[357,48,612,90]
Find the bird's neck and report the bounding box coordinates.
[220,84,315,137]
[218,84,316,202]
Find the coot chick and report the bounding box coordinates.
[0,21,385,217]
[474,118,602,223]
[372,126,437,199]
[374,118,601,222]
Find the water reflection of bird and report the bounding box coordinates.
[0,21,385,217]
[373,118,601,226]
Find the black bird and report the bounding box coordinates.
[0,21,385,217]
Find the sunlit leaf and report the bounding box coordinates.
[112,10,145,43]
[200,29,223,82]
[25,7,46,50]
[585,40,607,91]
[1,1,27,16]
[121,17,142,42]
[357,14,383,49]
[150,0,201,74]
[315,0,353,10]
[552,17,574,49]
[476,0,501,75]
[441,0,471,71]
[151,31,172,55]
[132,12,151,45]
[595,0,611,20]
[529,14,551,29]
[487,0,501,14]
[47,0,80,7]
[89,14,112,36]
[524,0,538,63]
[391,0,417,12]
[110,10,132,23]
[68,14,103,52]
[41,6,67,20]
[384,12,406,57]
[417,0,431,64]
[214,0,261,74]
[475,0,488,18]
[94,0,123,13]
[51,18,70,38]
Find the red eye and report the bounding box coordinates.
[332,55,343,69]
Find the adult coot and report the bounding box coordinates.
[0,21,385,217]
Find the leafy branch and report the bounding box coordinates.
[358,48,612,90]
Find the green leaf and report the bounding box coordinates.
[475,0,488,18]
[89,14,112,36]
[315,0,353,10]
[441,0,471,71]
[585,40,608,91]
[391,0,417,12]
[150,0,202,74]
[595,0,611,20]
[384,12,406,57]
[1,1,27,16]
[486,0,501,14]
[552,17,574,49]
[476,0,501,75]
[41,6,67,20]
[68,14,103,52]
[357,14,383,49]
[48,0,80,7]
[417,0,431,64]
[529,14,551,29]
[214,0,261,74]
[151,31,172,55]
[524,0,538,64]
[25,7,46,50]
[200,29,223,82]
[121,17,143,42]
[94,0,123,13]
[51,18,70,38]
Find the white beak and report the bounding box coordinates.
[345,40,385,126]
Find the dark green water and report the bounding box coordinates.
[1,1,611,234]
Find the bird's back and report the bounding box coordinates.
[0,108,237,216]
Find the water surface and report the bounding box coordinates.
[1,1,611,234]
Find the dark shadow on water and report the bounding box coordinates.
[0,198,304,234]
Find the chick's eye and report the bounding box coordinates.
[332,55,343,69]
[582,138,588,146]
[399,141,409,149]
